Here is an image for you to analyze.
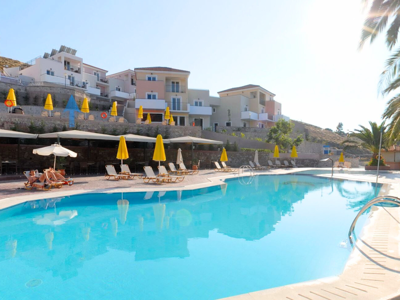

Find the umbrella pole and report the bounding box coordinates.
[54,155,57,169]
[191,142,194,168]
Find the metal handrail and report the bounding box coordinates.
[239,165,254,177]
[348,195,400,241]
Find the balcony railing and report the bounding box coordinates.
[165,85,186,93]
[110,90,135,99]
[135,99,167,110]
[258,113,273,121]
[189,105,212,115]
[241,111,258,121]
[64,64,81,73]
[99,78,109,84]
[165,100,188,111]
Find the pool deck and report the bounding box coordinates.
[1,167,400,299]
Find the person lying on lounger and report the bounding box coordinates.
[27,170,47,185]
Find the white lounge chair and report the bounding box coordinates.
[143,166,170,184]
[158,166,185,183]
[120,164,142,179]
[254,161,267,170]
[290,160,299,167]
[168,163,184,175]
[23,171,51,191]
[268,160,277,168]
[283,160,293,168]
[221,161,237,171]
[105,165,130,180]
[179,162,198,175]
[214,161,234,172]
[275,160,285,168]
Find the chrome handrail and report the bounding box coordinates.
[348,195,400,241]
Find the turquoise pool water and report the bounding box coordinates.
[0,175,380,300]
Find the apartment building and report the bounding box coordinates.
[134,67,190,125]
[188,89,219,129]
[212,84,289,131]
[106,69,136,103]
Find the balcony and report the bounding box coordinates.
[258,113,273,121]
[110,90,135,99]
[135,99,166,110]
[241,111,258,121]
[86,86,100,96]
[189,105,212,115]
[98,78,109,84]
[165,84,187,93]
[165,100,188,112]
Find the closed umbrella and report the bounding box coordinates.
[81,97,89,119]
[5,88,17,113]
[111,101,118,116]
[169,114,174,124]
[117,197,129,225]
[176,148,183,165]
[339,152,345,163]
[165,107,170,123]
[138,105,143,119]
[273,145,280,158]
[220,147,228,162]
[44,94,53,117]
[116,136,129,167]
[153,134,166,166]
[254,150,259,164]
[153,203,166,231]
[33,144,77,169]
[146,113,152,124]
[291,146,298,158]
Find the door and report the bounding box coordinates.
[214,123,218,132]
[194,118,203,128]
[172,97,181,110]
[172,81,180,92]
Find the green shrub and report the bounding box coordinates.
[231,132,237,137]
[225,140,232,151]
[233,142,238,151]
[240,133,245,138]
[241,148,272,153]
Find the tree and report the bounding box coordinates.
[336,122,345,136]
[342,121,388,161]
[266,119,303,152]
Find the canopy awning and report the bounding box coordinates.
[0,129,38,139]
[165,136,223,144]
[38,130,119,141]
[123,134,162,143]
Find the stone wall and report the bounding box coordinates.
[215,126,269,140]
[0,113,201,137]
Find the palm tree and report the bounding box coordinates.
[342,121,387,160]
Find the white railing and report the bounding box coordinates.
[188,105,212,115]
[135,99,166,110]
[273,114,290,122]
[241,111,258,120]
[110,90,134,99]
[258,113,273,121]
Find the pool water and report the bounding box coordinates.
[0,175,380,300]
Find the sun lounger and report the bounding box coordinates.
[283,160,293,168]
[105,165,130,180]
[267,160,277,168]
[23,171,51,191]
[42,170,64,189]
[143,166,170,184]
[251,161,267,170]
[290,160,299,167]
[158,166,185,183]
[168,163,185,175]
[221,161,237,171]
[179,162,198,175]
[214,161,234,172]
[120,164,143,179]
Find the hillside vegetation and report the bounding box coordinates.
[0,56,29,72]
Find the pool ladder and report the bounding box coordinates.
[238,165,255,177]
[348,195,400,242]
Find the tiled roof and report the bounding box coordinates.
[134,67,190,73]
[83,63,108,72]
[218,84,275,95]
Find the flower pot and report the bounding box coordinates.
[192,165,198,171]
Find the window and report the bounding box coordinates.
[46,70,54,76]
[146,75,157,81]
[194,100,203,106]
[116,86,121,91]
[68,75,75,85]
[258,123,264,128]
[131,78,135,85]
[277,109,281,115]
[171,81,180,92]
[94,71,100,81]
[226,122,231,127]
[212,108,216,113]
[194,118,203,128]
[243,122,247,127]
[150,114,163,122]
[172,97,181,110]
[146,93,157,99]
[172,116,186,126]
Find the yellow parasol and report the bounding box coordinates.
[138,216,144,231]
[110,101,118,116]
[138,105,143,119]
[81,97,89,116]
[153,134,166,166]
[165,107,170,121]
[220,147,228,162]
[117,136,129,166]
[6,88,17,107]
[153,203,166,231]
[44,94,54,116]
[274,176,280,192]
[169,114,174,124]
[111,218,118,237]
[339,152,345,163]
[146,113,152,124]
[117,199,129,225]
[291,146,298,158]
[273,145,280,158]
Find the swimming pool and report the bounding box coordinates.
[0,175,380,300]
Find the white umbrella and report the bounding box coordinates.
[254,150,259,164]
[176,148,183,165]
[33,144,77,169]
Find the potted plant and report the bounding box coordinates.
[192,159,199,170]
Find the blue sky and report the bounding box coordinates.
[0,0,390,132]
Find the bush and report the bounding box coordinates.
[241,148,272,153]
[368,156,386,166]
[231,132,237,137]
[225,140,232,151]
[240,133,245,138]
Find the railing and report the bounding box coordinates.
[0,75,21,85]
[348,195,400,243]
[64,64,81,73]
[165,100,188,111]
[165,84,186,93]
[189,105,212,115]
[241,111,258,120]
[99,78,108,83]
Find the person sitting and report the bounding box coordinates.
[27,170,46,185]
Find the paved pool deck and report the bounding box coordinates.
[1,167,400,300]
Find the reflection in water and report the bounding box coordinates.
[0,175,380,297]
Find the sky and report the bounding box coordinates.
[0,0,391,132]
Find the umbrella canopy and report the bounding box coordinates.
[165,107,170,120]
[138,105,143,119]
[339,152,345,162]
[39,130,119,141]
[117,136,129,164]
[0,129,37,139]
[6,88,17,106]
[220,148,228,162]
[169,115,174,123]
[176,148,183,164]
[153,203,166,231]
[254,150,259,164]
[291,146,298,158]
[44,94,53,111]
[153,134,166,165]
[146,113,152,124]
[123,134,158,143]
[111,101,118,116]
[273,145,280,158]
[81,98,89,114]
[166,136,223,144]
[33,144,77,169]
